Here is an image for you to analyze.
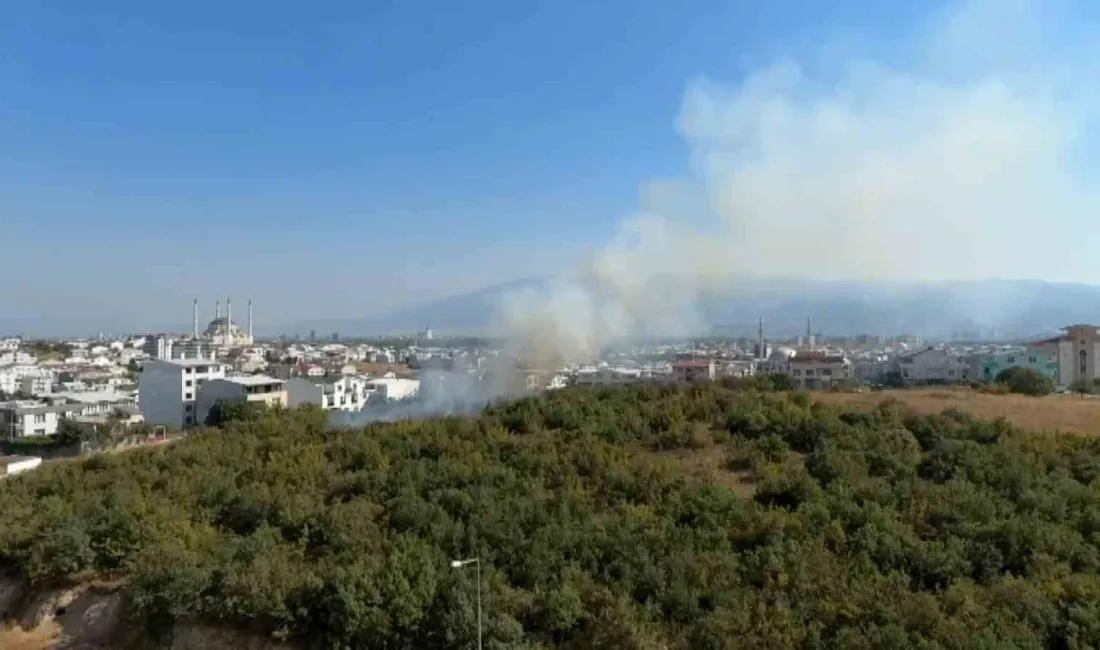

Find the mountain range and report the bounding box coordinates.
[284,277,1100,340]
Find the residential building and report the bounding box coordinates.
[969,348,1059,383]
[894,348,969,384]
[365,377,420,401]
[673,360,716,383]
[0,338,20,352]
[142,336,174,360]
[0,402,71,437]
[574,367,645,387]
[788,351,852,389]
[139,358,227,429]
[285,375,370,411]
[1032,324,1100,387]
[19,374,52,396]
[195,375,286,424]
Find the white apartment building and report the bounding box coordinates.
[788,351,853,389]
[0,338,20,352]
[139,358,227,429]
[195,376,287,425]
[142,336,174,360]
[0,351,36,365]
[0,365,50,396]
[365,377,420,401]
[894,348,969,384]
[19,374,53,396]
[285,375,371,412]
[0,402,70,437]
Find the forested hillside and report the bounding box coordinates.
[4,379,1100,648]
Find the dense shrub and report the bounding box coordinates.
[1,382,1099,648]
[994,366,1054,396]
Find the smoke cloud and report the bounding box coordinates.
[346,0,1099,423]
[499,0,1100,364]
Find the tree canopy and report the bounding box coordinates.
[2,378,1100,648]
[994,366,1054,396]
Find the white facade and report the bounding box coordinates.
[365,377,420,401]
[20,374,52,396]
[0,404,64,437]
[195,376,287,424]
[138,358,227,429]
[574,368,644,387]
[285,375,371,411]
[0,365,50,396]
[0,338,20,352]
[142,336,174,360]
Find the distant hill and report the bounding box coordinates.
[281,277,1100,340]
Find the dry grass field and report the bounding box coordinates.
[817,388,1100,435]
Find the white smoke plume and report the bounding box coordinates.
[499,0,1100,365]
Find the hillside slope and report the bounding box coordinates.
[3,381,1100,648]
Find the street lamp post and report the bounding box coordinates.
[450,557,481,650]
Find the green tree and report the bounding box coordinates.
[204,399,269,427]
[994,366,1053,396]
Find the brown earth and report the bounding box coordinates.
[817,388,1100,435]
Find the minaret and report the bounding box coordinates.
[227,297,232,329]
[192,299,199,338]
[248,299,254,341]
[758,316,765,360]
[805,315,813,350]
[216,300,221,320]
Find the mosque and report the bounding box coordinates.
[191,298,254,347]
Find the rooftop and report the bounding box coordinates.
[222,375,284,387]
[146,358,224,368]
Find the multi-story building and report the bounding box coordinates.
[19,374,53,396]
[138,358,227,429]
[1032,324,1100,387]
[788,351,852,389]
[142,336,174,360]
[969,348,1059,383]
[673,360,716,383]
[573,368,645,388]
[365,377,420,401]
[0,338,20,352]
[0,402,70,437]
[285,375,370,412]
[195,376,286,424]
[893,348,969,384]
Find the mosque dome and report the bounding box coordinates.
[204,317,245,338]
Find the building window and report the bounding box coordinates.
[1081,349,1088,376]
[33,414,46,424]
[186,367,194,374]
[1006,356,1015,364]
[185,393,193,400]
[1028,356,1037,364]
[185,380,193,387]
[792,369,801,376]
[185,404,192,412]
[822,369,832,376]
[948,370,955,377]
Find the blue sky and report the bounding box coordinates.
[0,0,1011,334]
